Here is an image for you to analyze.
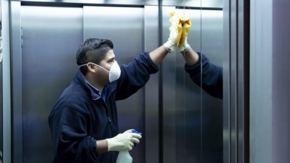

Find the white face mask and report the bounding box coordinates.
[80,61,121,82]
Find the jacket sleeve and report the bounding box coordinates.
[49,107,99,163]
[185,52,223,99]
[116,52,159,100]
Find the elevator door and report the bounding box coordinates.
[21,6,83,163]
[83,6,145,162]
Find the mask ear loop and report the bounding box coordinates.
[79,63,110,73]
[92,63,110,73]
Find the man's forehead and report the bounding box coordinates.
[104,49,115,59]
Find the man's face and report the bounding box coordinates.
[95,49,116,84]
[99,49,116,71]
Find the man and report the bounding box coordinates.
[48,15,185,162]
[180,47,223,99]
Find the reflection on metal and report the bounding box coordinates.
[162,7,224,163]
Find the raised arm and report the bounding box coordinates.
[181,48,223,99]
[115,11,181,100]
[149,45,169,65]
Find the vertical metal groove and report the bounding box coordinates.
[228,0,232,161]
[235,0,239,162]
[244,1,250,162]
[228,0,250,162]
[158,0,163,163]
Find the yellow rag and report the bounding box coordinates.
[169,11,191,45]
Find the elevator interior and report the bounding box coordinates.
[7,0,224,163]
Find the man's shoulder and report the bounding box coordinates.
[53,83,89,111]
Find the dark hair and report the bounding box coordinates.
[76,38,114,74]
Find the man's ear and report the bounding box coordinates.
[87,62,96,73]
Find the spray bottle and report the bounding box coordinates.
[116,129,142,163]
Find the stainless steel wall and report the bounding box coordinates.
[200,10,223,163]
[2,0,11,162]
[250,0,288,163]
[272,0,290,162]
[10,1,224,163]
[20,6,83,163]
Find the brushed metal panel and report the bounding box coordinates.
[144,5,159,163]
[224,0,250,162]
[200,9,224,163]
[272,0,290,163]
[250,0,273,163]
[2,0,12,162]
[223,0,230,163]
[11,2,23,163]
[83,6,145,162]
[20,6,83,163]
[230,1,238,163]
[162,7,177,163]
[174,9,203,163]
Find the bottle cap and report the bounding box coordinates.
[132,129,142,147]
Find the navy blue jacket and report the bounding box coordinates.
[185,53,223,99]
[48,52,159,163]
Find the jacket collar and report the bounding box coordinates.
[74,69,117,100]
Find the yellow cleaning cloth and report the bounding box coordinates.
[169,11,191,45]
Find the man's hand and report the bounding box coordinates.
[164,11,192,52]
[178,14,191,52]
[163,25,179,52]
[178,36,191,52]
[106,133,142,151]
[163,11,181,52]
